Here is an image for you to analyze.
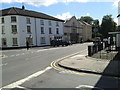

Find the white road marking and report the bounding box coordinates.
[16,86,31,90]
[16,54,20,56]
[36,47,62,52]
[0,63,8,67]
[76,85,103,90]
[1,66,52,89]
[70,55,85,58]
[10,55,15,57]
[21,53,25,55]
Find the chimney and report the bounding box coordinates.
[22,5,25,10]
[22,2,25,10]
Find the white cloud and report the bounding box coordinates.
[86,13,90,16]
[0,0,118,7]
[113,0,119,7]
[55,12,72,20]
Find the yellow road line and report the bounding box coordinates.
[51,49,88,75]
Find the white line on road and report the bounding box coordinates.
[10,55,15,57]
[76,85,103,90]
[70,55,85,58]
[1,66,52,89]
[21,53,25,55]
[0,63,8,67]
[16,54,20,56]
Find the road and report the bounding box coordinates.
[1,43,120,89]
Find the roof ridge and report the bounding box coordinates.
[8,7,19,14]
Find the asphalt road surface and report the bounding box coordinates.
[1,43,120,89]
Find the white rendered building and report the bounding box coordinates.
[0,7,64,48]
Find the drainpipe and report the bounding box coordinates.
[34,18,37,46]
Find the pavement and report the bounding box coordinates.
[58,49,120,77]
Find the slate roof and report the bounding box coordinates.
[0,7,64,22]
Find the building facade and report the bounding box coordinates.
[63,16,92,43]
[63,16,83,43]
[80,21,92,41]
[0,7,64,48]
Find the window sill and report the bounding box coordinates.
[2,33,5,34]
[12,32,18,34]
[12,45,18,46]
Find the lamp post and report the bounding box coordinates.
[91,21,98,45]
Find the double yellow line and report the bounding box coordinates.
[51,49,87,75]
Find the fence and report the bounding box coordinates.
[88,43,104,56]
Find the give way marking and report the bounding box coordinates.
[1,66,52,89]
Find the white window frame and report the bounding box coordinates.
[1,17,4,23]
[56,22,59,26]
[48,21,52,26]
[2,38,7,46]
[11,16,17,23]
[40,37,46,44]
[2,26,5,34]
[40,20,44,25]
[27,26,31,34]
[11,25,17,34]
[12,38,18,46]
[49,27,52,34]
[41,27,44,34]
[56,28,59,34]
[26,18,31,24]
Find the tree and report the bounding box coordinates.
[117,25,120,31]
[79,16,93,24]
[100,15,117,38]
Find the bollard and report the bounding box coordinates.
[88,46,93,56]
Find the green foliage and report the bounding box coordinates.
[79,16,93,24]
[100,15,117,38]
[117,25,120,31]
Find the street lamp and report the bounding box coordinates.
[91,21,98,45]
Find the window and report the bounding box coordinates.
[12,38,18,46]
[2,26,5,34]
[27,26,31,33]
[41,27,44,34]
[56,22,59,26]
[40,37,46,44]
[56,28,59,34]
[72,22,76,26]
[11,25,17,34]
[2,38,7,46]
[1,17,4,23]
[64,33,67,35]
[48,21,52,26]
[26,18,31,24]
[11,16,17,22]
[49,27,52,34]
[40,20,44,25]
[72,29,76,33]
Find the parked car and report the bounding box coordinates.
[50,40,72,47]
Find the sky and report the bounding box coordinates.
[0,0,119,25]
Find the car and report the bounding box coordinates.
[50,40,72,47]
